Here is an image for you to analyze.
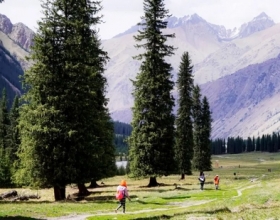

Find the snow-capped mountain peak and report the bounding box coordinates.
[167,13,207,28]
[253,12,273,22]
[238,12,275,38]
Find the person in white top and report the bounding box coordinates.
[198,171,205,190]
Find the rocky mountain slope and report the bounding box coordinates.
[1,12,280,138]
[104,12,280,135]
[0,14,34,52]
[0,14,30,102]
[201,54,280,138]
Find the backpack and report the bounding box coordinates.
[116,189,125,200]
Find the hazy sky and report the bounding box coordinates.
[0,0,279,39]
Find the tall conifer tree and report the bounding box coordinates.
[192,85,203,171]
[200,96,212,170]
[15,0,112,200]
[174,52,194,179]
[192,87,212,171]
[129,0,176,186]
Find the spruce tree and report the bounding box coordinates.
[174,52,194,179]
[193,90,212,171]
[128,0,176,186]
[200,96,212,170]
[15,0,112,200]
[192,85,203,170]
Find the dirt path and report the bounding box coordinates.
[46,183,259,220]
[46,214,92,220]
[234,183,259,198]
[45,199,216,220]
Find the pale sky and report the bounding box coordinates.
[0,0,280,40]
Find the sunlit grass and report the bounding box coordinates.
[0,152,280,219]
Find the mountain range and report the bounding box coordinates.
[0,12,280,139]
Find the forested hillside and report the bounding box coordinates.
[113,121,132,154]
[0,44,22,105]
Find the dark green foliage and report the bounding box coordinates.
[255,136,261,151]
[114,121,132,136]
[174,52,194,176]
[200,97,212,170]
[227,136,244,154]
[246,137,254,152]
[0,92,19,187]
[192,86,212,171]
[129,0,176,178]
[0,89,10,149]
[192,85,202,170]
[211,138,226,155]
[91,113,117,181]
[212,132,280,155]
[260,134,266,151]
[0,148,11,187]
[14,0,114,195]
[113,121,131,154]
[114,134,129,154]
[8,95,20,163]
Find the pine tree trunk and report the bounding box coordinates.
[88,180,99,188]
[181,173,185,180]
[147,177,158,187]
[54,185,65,201]
[77,183,90,196]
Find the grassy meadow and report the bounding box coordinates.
[1,152,280,220]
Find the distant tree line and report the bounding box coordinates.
[113,121,132,136]
[211,133,280,154]
[113,121,131,154]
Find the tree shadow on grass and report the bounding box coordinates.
[82,194,138,202]
[0,217,44,220]
[138,183,174,188]
[135,216,172,220]
[133,207,232,220]
[161,195,191,200]
[136,200,162,205]
[87,184,118,188]
[0,201,52,204]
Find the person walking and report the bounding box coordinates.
[115,180,131,213]
[198,171,205,190]
[214,175,220,190]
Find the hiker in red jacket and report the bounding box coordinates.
[214,175,220,190]
[115,180,131,213]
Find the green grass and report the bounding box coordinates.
[1,152,280,219]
